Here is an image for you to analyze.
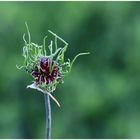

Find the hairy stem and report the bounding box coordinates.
[44,93,51,139]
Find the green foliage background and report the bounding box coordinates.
[0,2,140,138]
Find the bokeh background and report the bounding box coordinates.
[0,1,140,139]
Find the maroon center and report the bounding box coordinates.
[31,57,61,84]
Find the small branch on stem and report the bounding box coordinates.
[44,93,51,139]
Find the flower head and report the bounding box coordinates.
[17,23,90,106]
[32,57,62,85]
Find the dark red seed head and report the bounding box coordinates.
[31,57,61,85]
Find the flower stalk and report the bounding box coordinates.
[44,93,51,139]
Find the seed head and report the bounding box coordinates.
[17,22,90,106]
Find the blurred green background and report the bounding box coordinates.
[0,1,140,139]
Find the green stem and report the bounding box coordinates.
[44,93,51,139]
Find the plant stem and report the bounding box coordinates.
[44,93,51,139]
